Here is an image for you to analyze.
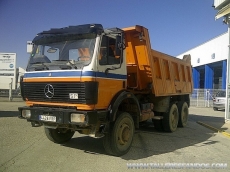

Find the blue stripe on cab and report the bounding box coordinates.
[24,71,127,80]
[96,72,127,79]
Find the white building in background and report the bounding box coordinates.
[177,32,228,89]
[0,52,25,90]
[0,53,17,90]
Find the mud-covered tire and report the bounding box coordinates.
[103,112,134,156]
[178,102,189,127]
[103,123,114,155]
[44,128,75,144]
[152,112,163,131]
[153,119,164,131]
[162,104,179,132]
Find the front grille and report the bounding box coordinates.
[22,82,98,104]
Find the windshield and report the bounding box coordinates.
[216,91,226,98]
[27,38,96,71]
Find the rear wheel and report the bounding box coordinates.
[103,112,134,156]
[44,128,75,144]
[177,102,189,127]
[152,112,164,131]
[153,120,163,131]
[162,104,179,132]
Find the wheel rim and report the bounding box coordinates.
[115,117,133,151]
[117,123,130,145]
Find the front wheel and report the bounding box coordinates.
[103,112,134,156]
[44,128,75,144]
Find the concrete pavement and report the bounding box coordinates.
[189,107,230,137]
[1,100,230,171]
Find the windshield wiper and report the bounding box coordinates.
[31,62,49,70]
[54,60,78,69]
[59,65,72,70]
[67,60,78,69]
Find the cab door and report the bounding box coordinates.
[95,35,126,109]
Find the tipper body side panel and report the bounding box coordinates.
[123,25,193,96]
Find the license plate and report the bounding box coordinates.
[39,115,56,122]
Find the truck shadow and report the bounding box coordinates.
[0,111,19,117]
[62,113,226,160]
[62,137,105,155]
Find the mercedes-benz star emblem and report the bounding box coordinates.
[44,84,54,98]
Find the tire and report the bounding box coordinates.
[153,119,164,131]
[103,123,114,155]
[213,107,218,111]
[44,128,75,144]
[177,102,189,127]
[103,112,134,156]
[162,104,179,132]
[152,112,163,131]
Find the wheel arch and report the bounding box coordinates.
[174,94,190,107]
[107,90,141,128]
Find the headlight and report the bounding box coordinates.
[71,113,86,123]
[22,110,31,119]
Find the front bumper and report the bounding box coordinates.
[213,103,225,109]
[18,106,108,126]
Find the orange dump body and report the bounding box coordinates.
[123,25,193,96]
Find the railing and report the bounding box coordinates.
[0,89,21,99]
[190,89,225,108]
[0,79,21,101]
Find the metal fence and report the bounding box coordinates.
[190,89,225,108]
[0,87,21,101]
[0,78,21,101]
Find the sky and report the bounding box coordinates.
[0,0,228,69]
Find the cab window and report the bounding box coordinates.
[99,36,121,65]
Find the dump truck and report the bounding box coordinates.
[18,24,193,156]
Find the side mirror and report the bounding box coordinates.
[27,42,34,53]
[115,35,122,56]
